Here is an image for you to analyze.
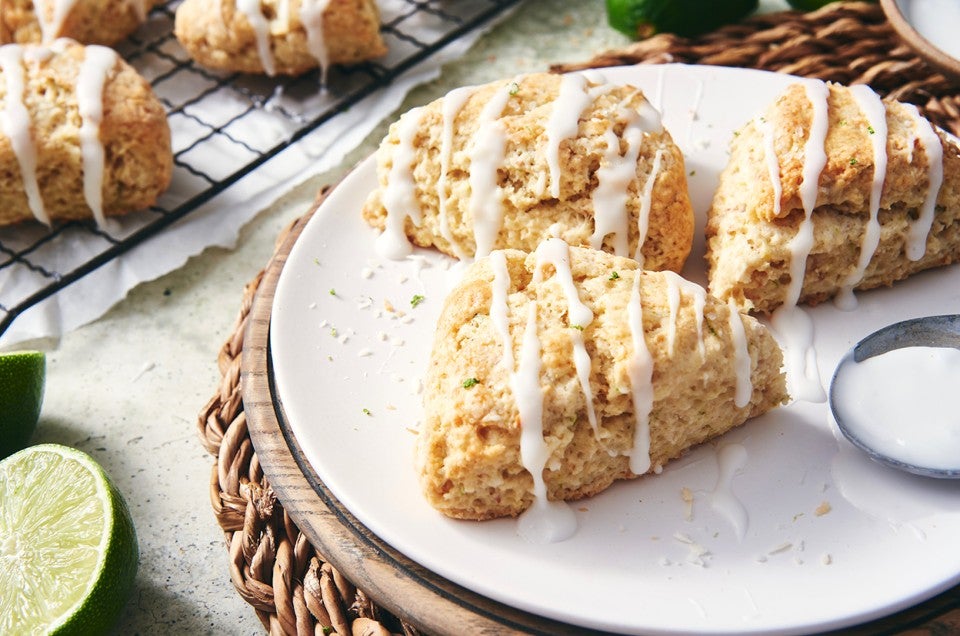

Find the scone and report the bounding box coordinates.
[706,80,960,314]
[174,0,386,77]
[0,39,172,227]
[1,0,158,46]
[416,240,787,520]
[362,72,695,272]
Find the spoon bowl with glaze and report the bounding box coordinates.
[829,314,960,479]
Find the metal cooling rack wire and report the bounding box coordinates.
[0,0,523,338]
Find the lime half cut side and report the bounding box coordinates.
[0,444,138,635]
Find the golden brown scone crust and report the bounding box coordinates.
[174,0,386,76]
[707,82,960,313]
[1,0,159,46]
[417,245,787,520]
[0,40,172,226]
[362,72,695,273]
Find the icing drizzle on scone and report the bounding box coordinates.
[0,45,48,225]
[374,73,679,265]
[486,239,740,541]
[0,41,117,228]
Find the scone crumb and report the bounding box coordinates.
[681,487,694,521]
[815,501,832,517]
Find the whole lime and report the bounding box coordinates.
[606,0,759,39]
[0,444,139,635]
[0,350,45,459]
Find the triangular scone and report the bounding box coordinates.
[707,81,960,314]
[416,240,787,521]
[362,71,694,272]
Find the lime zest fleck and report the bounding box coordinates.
[867,125,875,135]
[570,324,585,331]
[410,294,425,308]
[462,378,479,389]
[508,81,519,95]
[849,157,858,166]
[609,271,620,281]
[362,408,372,416]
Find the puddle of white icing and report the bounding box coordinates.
[709,443,750,541]
[832,346,960,471]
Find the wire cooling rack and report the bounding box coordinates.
[0,0,522,337]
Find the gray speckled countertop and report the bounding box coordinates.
[25,0,787,633]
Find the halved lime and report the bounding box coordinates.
[0,350,46,459]
[0,444,138,635]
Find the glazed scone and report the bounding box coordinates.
[0,39,172,227]
[174,0,386,77]
[706,81,960,314]
[417,240,787,521]
[363,72,695,272]
[1,0,158,46]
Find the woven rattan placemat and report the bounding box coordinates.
[198,3,960,634]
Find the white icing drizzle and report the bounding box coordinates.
[76,45,117,230]
[903,103,944,261]
[437,86,476,260]
[758,116,783,217]
[709,443,749,541]
[544,74,592,200]
[836,85,888,310]
[36,0,79,42]
[727,299,752,409]
[626,271,654,475]
[0,45,48,226]
[274,0,290,32]
[533,239,598,437]
[771,80,829,404]
[376,107,427,259]
[513,299,577,544]
[662,270,707,360]
[634,148,664,262]
[467,81,513,257]
[300,0,332,85]
[489,250,514,372]
[590,92,662,257]
[237,0,275,76]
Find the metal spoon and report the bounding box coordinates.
[828,314,960,479]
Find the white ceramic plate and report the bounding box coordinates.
[270,64,960,635]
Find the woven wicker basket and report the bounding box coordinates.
[198,3,960,634]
